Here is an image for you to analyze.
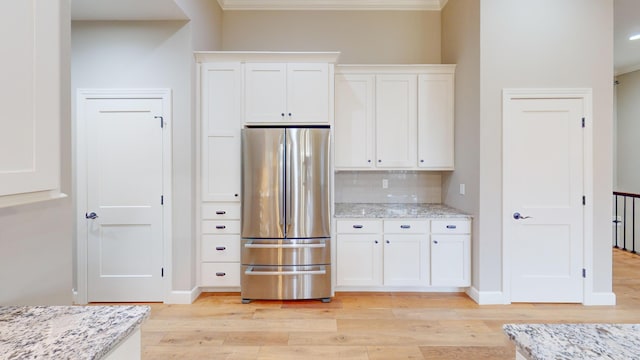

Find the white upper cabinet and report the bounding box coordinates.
[334,65,455,171]
[334,74,375,169]
[375,74,417,168]
[201,62,242,202]
[244,63,330,124]
[0,0,65,207]
[418,73,455,170]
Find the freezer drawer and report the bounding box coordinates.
[241,238,330,266]
[241,265,331,301]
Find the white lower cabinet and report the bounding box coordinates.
[336,218,470,290]
[200,203,241,288]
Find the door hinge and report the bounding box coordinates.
[582,196,586,206]
[155,116,164,128]
[161,267,164,277]
[581,117,585,128]
[582,268,586,278]
[161,195,164,205]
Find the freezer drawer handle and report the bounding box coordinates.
[215,246,226,251]
[215,225,226,229]
[244,267,326,276]
[400,225,411,229]
[352,225,363,229]
[215,272,226,277]
[244,243,326,249]
[215,211,226,215]
[446,225,457,229]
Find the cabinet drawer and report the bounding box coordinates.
[201,262,240,287]
[202,235,241,262]
[202,203,240,220]
[431,220,470,234]
[202,220,240,234]
[336,220,382,234]
[383,220,429,234]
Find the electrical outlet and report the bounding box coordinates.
[459,183,466,195]
[382,179,389,189]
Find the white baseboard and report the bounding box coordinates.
[466,287,506,305]
[584,291,616,306]
[165,287,202,304]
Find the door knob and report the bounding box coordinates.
[513,212,532,220]
[85,212,99,219]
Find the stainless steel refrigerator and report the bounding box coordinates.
[240,126,331,303]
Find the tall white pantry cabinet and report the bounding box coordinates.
[196,52,338,290]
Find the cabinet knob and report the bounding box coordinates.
[288,113,292,117]
[420,159,425,163]
[215,225,226,229]
[386,240,390,244]
[433,240,439,244]
[234,194,239,197]
[281,113,285,117]
[378,160,382,163]
[374,240,379,244]
[368,160,372,163]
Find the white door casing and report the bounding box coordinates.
[76,89,172,304]
[503,89,593,303]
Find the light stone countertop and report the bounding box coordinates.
[503,323,640,360]
[334,203,470,218]
[0,305,150,360]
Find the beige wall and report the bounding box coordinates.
[222,10,441,64]
[176,0,223,50]
[615,70,640,193]
[479,0,614,294]
[441,0,481,288]
[0,0,73,305]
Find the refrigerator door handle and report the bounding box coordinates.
[279,139,286,230]
[284,130,292,235]
[244,266,327,276]
[244,243,326,249]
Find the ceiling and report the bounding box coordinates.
[70,0,638,74]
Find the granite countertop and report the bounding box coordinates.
[0,305,150,360]
[335,203,470,218]
[503,323,640,360]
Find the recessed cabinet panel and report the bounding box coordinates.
[334,74,375,168]
[418,74,455,170]
[383,234,428,286]
[244,63,287,123]
[287,63,329,123]
[336,234,382,286]
[204,136,241,202]
[375,75,417,168]
[431,234,470,287]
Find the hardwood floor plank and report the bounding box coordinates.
[139,249,640,359]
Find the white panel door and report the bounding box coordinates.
[375,75,417,168]
[86,98,164,302]
[244,63,287,123]
[334,74,375,169]
[287,63,329,123]
[201,63,241,202]
[504,96,584,303]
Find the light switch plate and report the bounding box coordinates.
[459,183,466,195]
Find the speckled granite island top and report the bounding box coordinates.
[503,323,640,360]
[335,203,470,218]
[0,305,150,360]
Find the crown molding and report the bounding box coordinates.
[217,0,448,11]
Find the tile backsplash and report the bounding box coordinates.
[334,171,442,204]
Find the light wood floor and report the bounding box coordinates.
[142,249,640,359]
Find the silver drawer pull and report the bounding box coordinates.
[215,272,226,277]
[215,246,226,251]
[244,267,326,276]
[400,225,411,229]
[215,225,226,229]
[215,211,226,215]
[446,225,457,229]
[353,224,363,229]
[244,243,326,249]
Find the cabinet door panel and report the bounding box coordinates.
[418,73,454,169]
[287,63,329,123]
[375,75,417,168]
[431,235,470,286]
[244,63,287,123]
[203,135,241,202]
[384,234,428,286]
[336,234,382,286]
[335,74,375,169]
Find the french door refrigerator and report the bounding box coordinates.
[241,126,331,303]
